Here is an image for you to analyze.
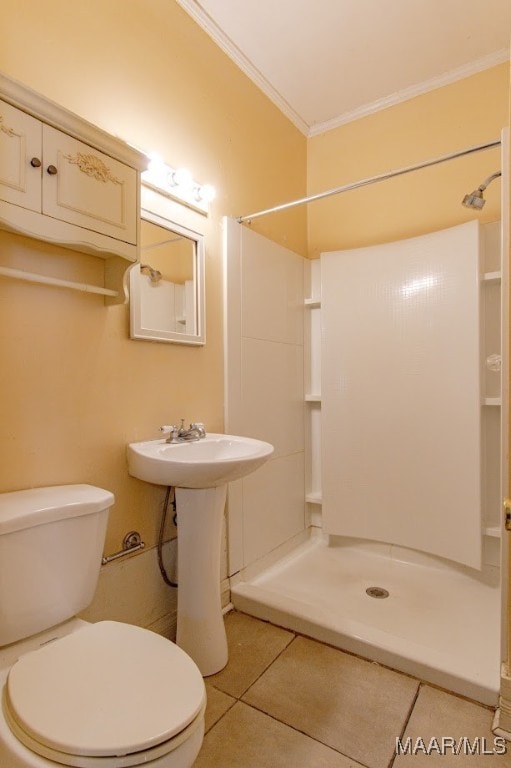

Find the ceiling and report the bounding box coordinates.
[175,0,511,136]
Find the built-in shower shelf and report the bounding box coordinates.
[304,297,321,308]
[305,394,322,402]
[483,525,501,538]
[483,397,502,406]
[482,271,502,285]
[306,491,323,505]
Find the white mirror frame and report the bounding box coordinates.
[129,186,206,345]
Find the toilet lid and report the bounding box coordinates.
[5,621,205,760]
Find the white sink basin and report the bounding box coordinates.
[127,433,274,488]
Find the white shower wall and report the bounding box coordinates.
[228,218,505,705]
[223,218,306,574]
[305,220,503,569]
[322,221,482,569]
[224,218,503,574]
[139,276,194,334]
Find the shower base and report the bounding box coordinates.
[230,530,501,705]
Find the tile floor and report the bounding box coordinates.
[193,611,509,768]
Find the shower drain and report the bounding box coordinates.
[366,586,389,599]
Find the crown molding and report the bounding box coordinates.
[308,48,510,137]
[174,0,310,135]
[174,2,508,140]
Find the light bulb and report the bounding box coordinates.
[147,152,164,174]
[198,184,216,203]
[171,167,193,189]
[145,152,169,188]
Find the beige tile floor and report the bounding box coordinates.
[193,611,509,768]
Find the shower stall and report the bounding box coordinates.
[223,137,508,707]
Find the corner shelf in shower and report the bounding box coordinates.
[482,271,502,285]
[304,263,323,518]
[483,525,501,539]
[483,397,502,406]
[480,225,504,557]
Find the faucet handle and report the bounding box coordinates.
[190,422,206,437]
[160,424,180,443]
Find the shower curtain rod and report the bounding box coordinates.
[236,138,501,224]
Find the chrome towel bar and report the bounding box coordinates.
[102,531,145,565]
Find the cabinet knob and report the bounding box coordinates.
[46,165,58,175]
[30,157,42,168]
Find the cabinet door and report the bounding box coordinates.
[0,100,42,212]
[42,125,137,244]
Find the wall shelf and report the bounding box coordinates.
[483,525,501,539]
[483,397,502,406]
[305,394,322,402]
[304,297,321,308]
[0,265,119,298]
[305,492,322,505]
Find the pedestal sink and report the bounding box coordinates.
[127,434,273,675]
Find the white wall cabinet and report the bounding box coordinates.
[0,73,146,302]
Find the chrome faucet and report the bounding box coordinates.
[160,420,206,443]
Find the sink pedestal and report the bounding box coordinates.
[175,485,228,676]
[127,433,274,675]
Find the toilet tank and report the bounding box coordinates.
[0,484,113,646]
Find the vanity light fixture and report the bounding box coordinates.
[195,184,216,204]
[143,154,215,215]
[169,167,193,189]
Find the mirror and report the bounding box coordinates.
[129,192,205,345]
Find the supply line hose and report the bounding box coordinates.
[158,486,178,587]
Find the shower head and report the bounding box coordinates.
[462,189,485,209]
[140,264,162,283]
[462,171,501,210]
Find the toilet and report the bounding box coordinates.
[0,484,206,768]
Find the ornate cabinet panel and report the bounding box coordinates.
[0,99,41,213]
[42,125,137,245]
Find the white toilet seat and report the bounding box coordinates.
[3,696,206,768]
[3,622,206,768]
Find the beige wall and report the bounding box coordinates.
[307,63,509,256]
[0,0,307,556]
